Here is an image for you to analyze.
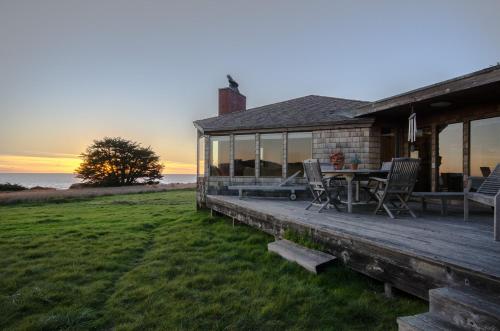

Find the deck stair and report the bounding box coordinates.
[267,239,336,274]
[398,287,500,330]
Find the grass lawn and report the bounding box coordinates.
[0,189,426,330]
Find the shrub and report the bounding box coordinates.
[0,183,28,192]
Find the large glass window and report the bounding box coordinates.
[234,134,255,176]
[210,136,230,176]
[287,132,312,176]
[197,136,205,177]
[260,133,283,177]
[438,123,463,191]
[470,116,500,177]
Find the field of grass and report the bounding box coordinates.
[0,190,426,330]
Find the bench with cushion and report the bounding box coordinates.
[412,192,464,216]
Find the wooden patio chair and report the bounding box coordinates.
[362,161,393,203]
[303,159,343,212]
[464,163,500,241]
[370,158,421,218]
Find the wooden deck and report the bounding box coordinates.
[206,195,500,300]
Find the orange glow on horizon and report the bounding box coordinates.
[0,154,196,174]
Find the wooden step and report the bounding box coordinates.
[429,287,500,331]
[267,239,336,274]
[397,312,460,331]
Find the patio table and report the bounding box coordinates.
[321,165,389,213]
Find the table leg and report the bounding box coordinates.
[441,197,447,216]
[346,174,353,213]
[355,181,360,202]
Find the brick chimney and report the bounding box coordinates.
[218,75,246,115]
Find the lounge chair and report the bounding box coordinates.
[303,159,343,212]
[228,171,307,200]
[464,163,500,240]
[370,158,420,218]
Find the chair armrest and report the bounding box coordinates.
[369,177,387,183]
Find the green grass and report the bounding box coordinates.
[0,190,426,330]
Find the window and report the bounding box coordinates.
[260,133,283,177]
[210,136,230,176]
[287,132,312,176]
[470,116,500,177]
[234,134,255,176]
[438,123,463,191]
[197,136,205,176]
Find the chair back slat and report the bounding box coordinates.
[477,164,500,196]
[385,158,420,193]
[480,167,491,177]
[303,159,328,191]
[381,161,392,171]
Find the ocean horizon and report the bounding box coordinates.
[0,173,196,190]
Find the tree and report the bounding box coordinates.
[76,137,164,186]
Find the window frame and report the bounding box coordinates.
[286,131,313,177]
[233,134,256,177]
[209,135,230,177]
[259,132,284,177]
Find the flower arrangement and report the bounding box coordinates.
[350,154,361,170]
[329,151,345,170]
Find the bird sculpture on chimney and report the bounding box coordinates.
[227,74,239,93]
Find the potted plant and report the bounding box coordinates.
[329,151,345,170]
[350,154,361,170]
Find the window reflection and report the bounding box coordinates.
[287,132,312,176]
[210,136,230,176]
[234,135,255,176]
[470,116,500,177]
[438,123,463,191]
[260,133,283,177]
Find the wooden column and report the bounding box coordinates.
[255,133,260,178]
[431,124,438,192]
[282,132,288,178]
[196,130,200,177]
[229,134,234,178]
[463,120,470,179]
[204,135,210,177]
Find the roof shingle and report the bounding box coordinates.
[194,95,370,133]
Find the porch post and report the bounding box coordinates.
[204,135,210,176]
[255,133,260,179]
[230,134,234,178]
[431,124,438,192]
[283,132,288,178]
[463,120,470,180]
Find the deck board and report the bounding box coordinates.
[207,195,500,298]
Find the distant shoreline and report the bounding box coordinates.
[0,183,196,205]
[0,173,196,190]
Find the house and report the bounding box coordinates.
[194,65,500,208]
[193,66,500,329]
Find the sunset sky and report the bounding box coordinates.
[1,0,500,174]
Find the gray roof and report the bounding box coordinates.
[353,64,500,117]
[194,95,371,133]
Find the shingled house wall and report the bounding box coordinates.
[312,126,380,170]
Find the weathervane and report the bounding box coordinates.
[226,74,239,93]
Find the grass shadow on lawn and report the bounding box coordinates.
[0,190,426,330]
